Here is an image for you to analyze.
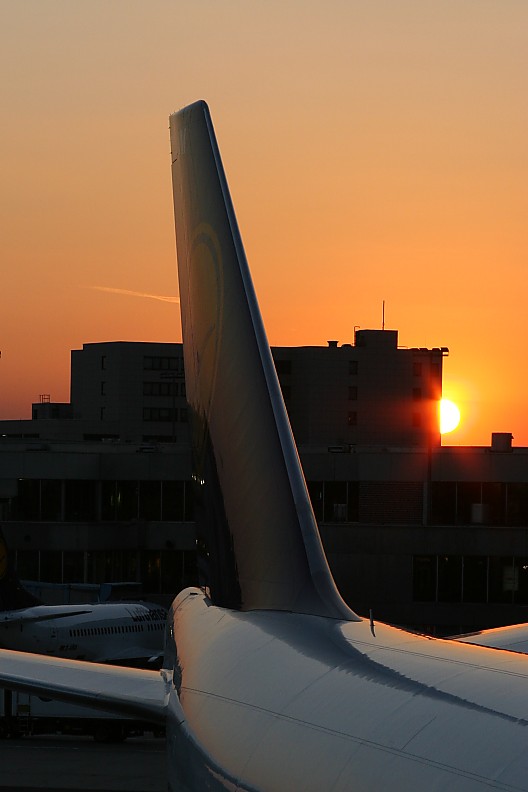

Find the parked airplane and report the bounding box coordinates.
[0,532,166,666]
[1,101,528,790]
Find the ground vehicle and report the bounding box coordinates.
[0,688,159,741]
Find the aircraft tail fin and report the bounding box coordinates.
[170,101,358,620]
[0,530,41,610]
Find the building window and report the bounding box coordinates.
[431,482,456,525]
[413,362,422,376]
[506,483,528,525]
[143,355,182,372]
[101,355,106,370]
[115,481,139,520]
[412,387,422,401]
[144,381,179,397]
[413,556,436,601]
[100,381,106,396]
[41,480,62,520]
[143,407,179,423]
[437,555,462,602]
[161,480,185,520]
[411,553,528,605]
[64,480,97,521]
[463,556,488,603]
[348,360,358,375]
[487,556,514,604]
[347,411,357,426]
[100,407,106,421]
[323,481,348,522]
[412,412,421,427]
[348,385,358,401]
[14,479,62,522]
[139,480,162,520]
[456,482,482,524]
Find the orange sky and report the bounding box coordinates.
[1,1,527,446]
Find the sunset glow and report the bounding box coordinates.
[1,3,527,446]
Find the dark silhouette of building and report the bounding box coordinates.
[273,329,445,449]
[1,336,526,634]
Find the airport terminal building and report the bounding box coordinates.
[1,333,527,635]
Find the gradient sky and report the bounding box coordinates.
[1,1,527,446]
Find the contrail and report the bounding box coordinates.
[87,286,179,304]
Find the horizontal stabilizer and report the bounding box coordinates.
[454,622,528,654]
[0,648,168,724]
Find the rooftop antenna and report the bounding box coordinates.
[382,300,385,330]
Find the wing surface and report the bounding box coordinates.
[0,608,91,626]
[0,648,168,723]
[455,623,528,654]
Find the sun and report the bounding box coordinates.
[439,399,461,434]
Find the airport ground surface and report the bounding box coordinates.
[0,734,167,791]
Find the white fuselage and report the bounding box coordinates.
[0,602,166,665]
[165,588,528,791]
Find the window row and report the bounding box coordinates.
[348,385,423,401]
[10,479,193,522]
[15,548,197,595]
[347,411,431,429]
[143,407,187,422]
[275,359,360,377]
[310,480,528,526]
[143,356,184,372]
[11,478,528,527]
[431,482,528,526]
[69,623,159,638]
[308,481,424,524]
[413,554,528,604]
[143,381,186,397]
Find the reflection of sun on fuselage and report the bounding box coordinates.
[439,398,461,434]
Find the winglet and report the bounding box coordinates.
[170,101,358,620]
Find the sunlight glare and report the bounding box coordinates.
[439,399,461,434]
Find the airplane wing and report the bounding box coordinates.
[0,608,91,626]
[92,645,164,666]
[454,622,528,653]
[0,649,168,723]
